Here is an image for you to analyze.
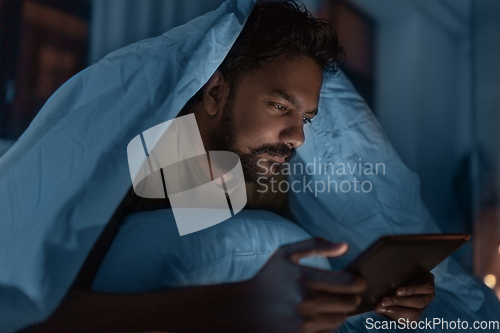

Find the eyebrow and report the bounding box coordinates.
[307,107,319,117]
[269,89,318,116]
[269,89,299,107]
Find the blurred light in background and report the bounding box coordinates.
[484,274,496,289]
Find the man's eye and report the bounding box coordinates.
[273,103,287,112]
[302,116,313,124]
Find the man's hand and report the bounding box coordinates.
[24,237,366,333]
[374,272,435,323]
[244,237,367,333]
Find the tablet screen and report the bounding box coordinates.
[344,234,470,314]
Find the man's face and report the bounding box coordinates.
[212,56,323,184]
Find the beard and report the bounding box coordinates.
[211,91,295,184]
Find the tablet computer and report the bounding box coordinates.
[343,233,470,315]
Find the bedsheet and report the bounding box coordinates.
[0,1,255,331]
[0,140,14,158]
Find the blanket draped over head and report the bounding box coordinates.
[0,0,499,331]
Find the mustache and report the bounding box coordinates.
[250,144,296,161]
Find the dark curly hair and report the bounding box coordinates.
[186,0,344,105]
[220,0,344,82]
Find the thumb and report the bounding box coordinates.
[279,237,349,264]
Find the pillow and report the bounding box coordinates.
[91,209,331,294]
[291,73,441,267]
[288,73,500,328]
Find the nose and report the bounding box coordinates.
[279,117,305,149]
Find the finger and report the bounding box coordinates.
[296,291,362,316]
[397,272,435,296]
[396,283,435,296]
[378,293,435,309]
[277,237,348,263]
[304,269,367,294]
[299,313,347,333]
[375,305,423,322]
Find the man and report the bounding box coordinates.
[25,1,434,332]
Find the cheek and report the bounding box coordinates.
[237,118,280,151]
[231,107,276,148]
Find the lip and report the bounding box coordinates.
[262,153,289,164]
[272,156,286,163]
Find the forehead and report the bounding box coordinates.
[234,56,323,108]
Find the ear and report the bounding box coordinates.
[202,70,227,117]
